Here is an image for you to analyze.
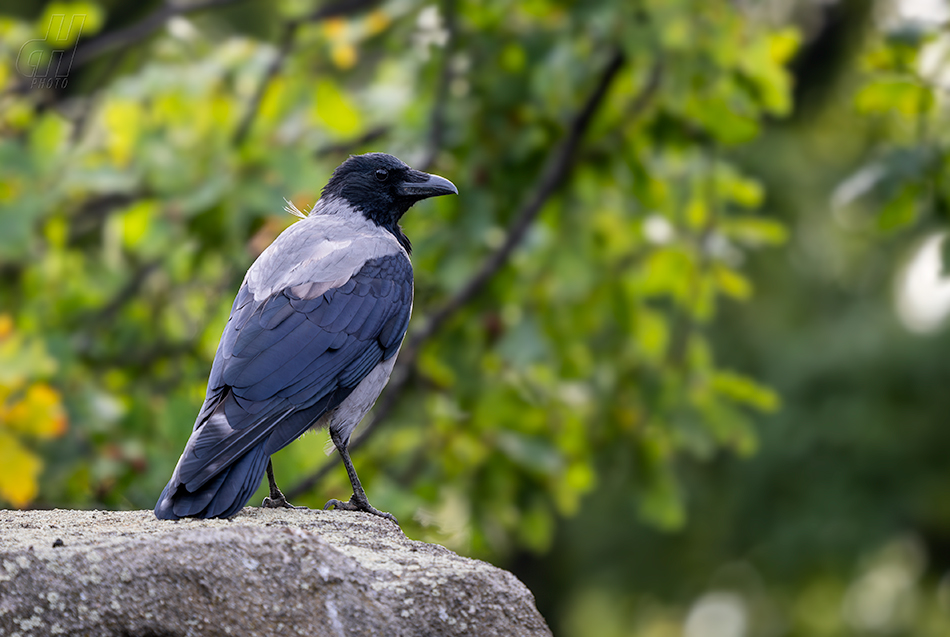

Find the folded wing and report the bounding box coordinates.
[154,252,412,519]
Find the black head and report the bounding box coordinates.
[321,153,457,253]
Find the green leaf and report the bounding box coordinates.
[36,2,105,45]
[517,498,555,553]
[738,28,799,116]
[120,200,158,250]
[768,27,802,65]
[639,247,695,301]
[713,263,752,300]
[877,184,919,232]
[721,216,788,247]
[856,78,933,116]
[314,79,361,136]
[634,308,669,363]
[0,327,57,386]
[686,94,760,145]
[495,430,562,476]
[637,446,685,530]
[710,370,780,412]
[28,113,70,166]
[722,173,764,208]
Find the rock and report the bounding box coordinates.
[0,508,551,637]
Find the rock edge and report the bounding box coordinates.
[0,508,552,637]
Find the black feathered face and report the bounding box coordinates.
[322,153,457,226]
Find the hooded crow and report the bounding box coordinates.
[154,153,457,523]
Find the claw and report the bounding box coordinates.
[262,494,308,510]
[324,495,398,525]
[262,459,307,510]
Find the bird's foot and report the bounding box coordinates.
[262,494,308,510]
[324,495,398,525]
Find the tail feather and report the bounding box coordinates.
[153,382,353,520]
[154,443,270,520]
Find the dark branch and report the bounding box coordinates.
[67,193,143,245]
[232,19,301,146]
[407,49,626,350]
[286,47,629,500]
[74,0,380,72]
[232,0,385,146]
[1,0,248,97]
[90,260,162,326]
[418,0,457,172]
[73,0,249,69]
[628,60,663,120]
[315,125,389,157]
[3,0,384,98]
[307,0,382,21]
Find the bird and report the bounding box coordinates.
[154,153,457,523]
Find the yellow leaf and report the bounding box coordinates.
[331,44,358,70]
[365,10,390,36]
[768,28,801,65]
[103,99,142,166]
[322,17,346,40]
[4,382,67,438]
[0,314,12,340]
[258,76,286,126]
[314,80,361,136]
[0,431,41,508]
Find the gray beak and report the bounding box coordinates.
[398,171,458,199]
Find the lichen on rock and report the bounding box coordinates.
[0,508,551,637]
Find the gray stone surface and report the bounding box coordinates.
[0,508,552,637]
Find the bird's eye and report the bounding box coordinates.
[375,169,389,182]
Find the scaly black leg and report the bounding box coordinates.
[323,436,397,525]
[262,459,307,510]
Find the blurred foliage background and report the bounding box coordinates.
[2,0,950,635]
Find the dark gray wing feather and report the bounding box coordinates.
[154,252,412,519]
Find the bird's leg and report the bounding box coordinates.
[262,459,307,510]
[323,439,398,525]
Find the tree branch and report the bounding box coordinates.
[232,0,385,146]
[306,0,382,21]
[73,0,382,71]
[1,0,247,98]
[315,125,390,157]
[417,0,457,172]
[73,0,249,69]
[4,0,384,98]
[232,19,301,146]
[286,47,628,500]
